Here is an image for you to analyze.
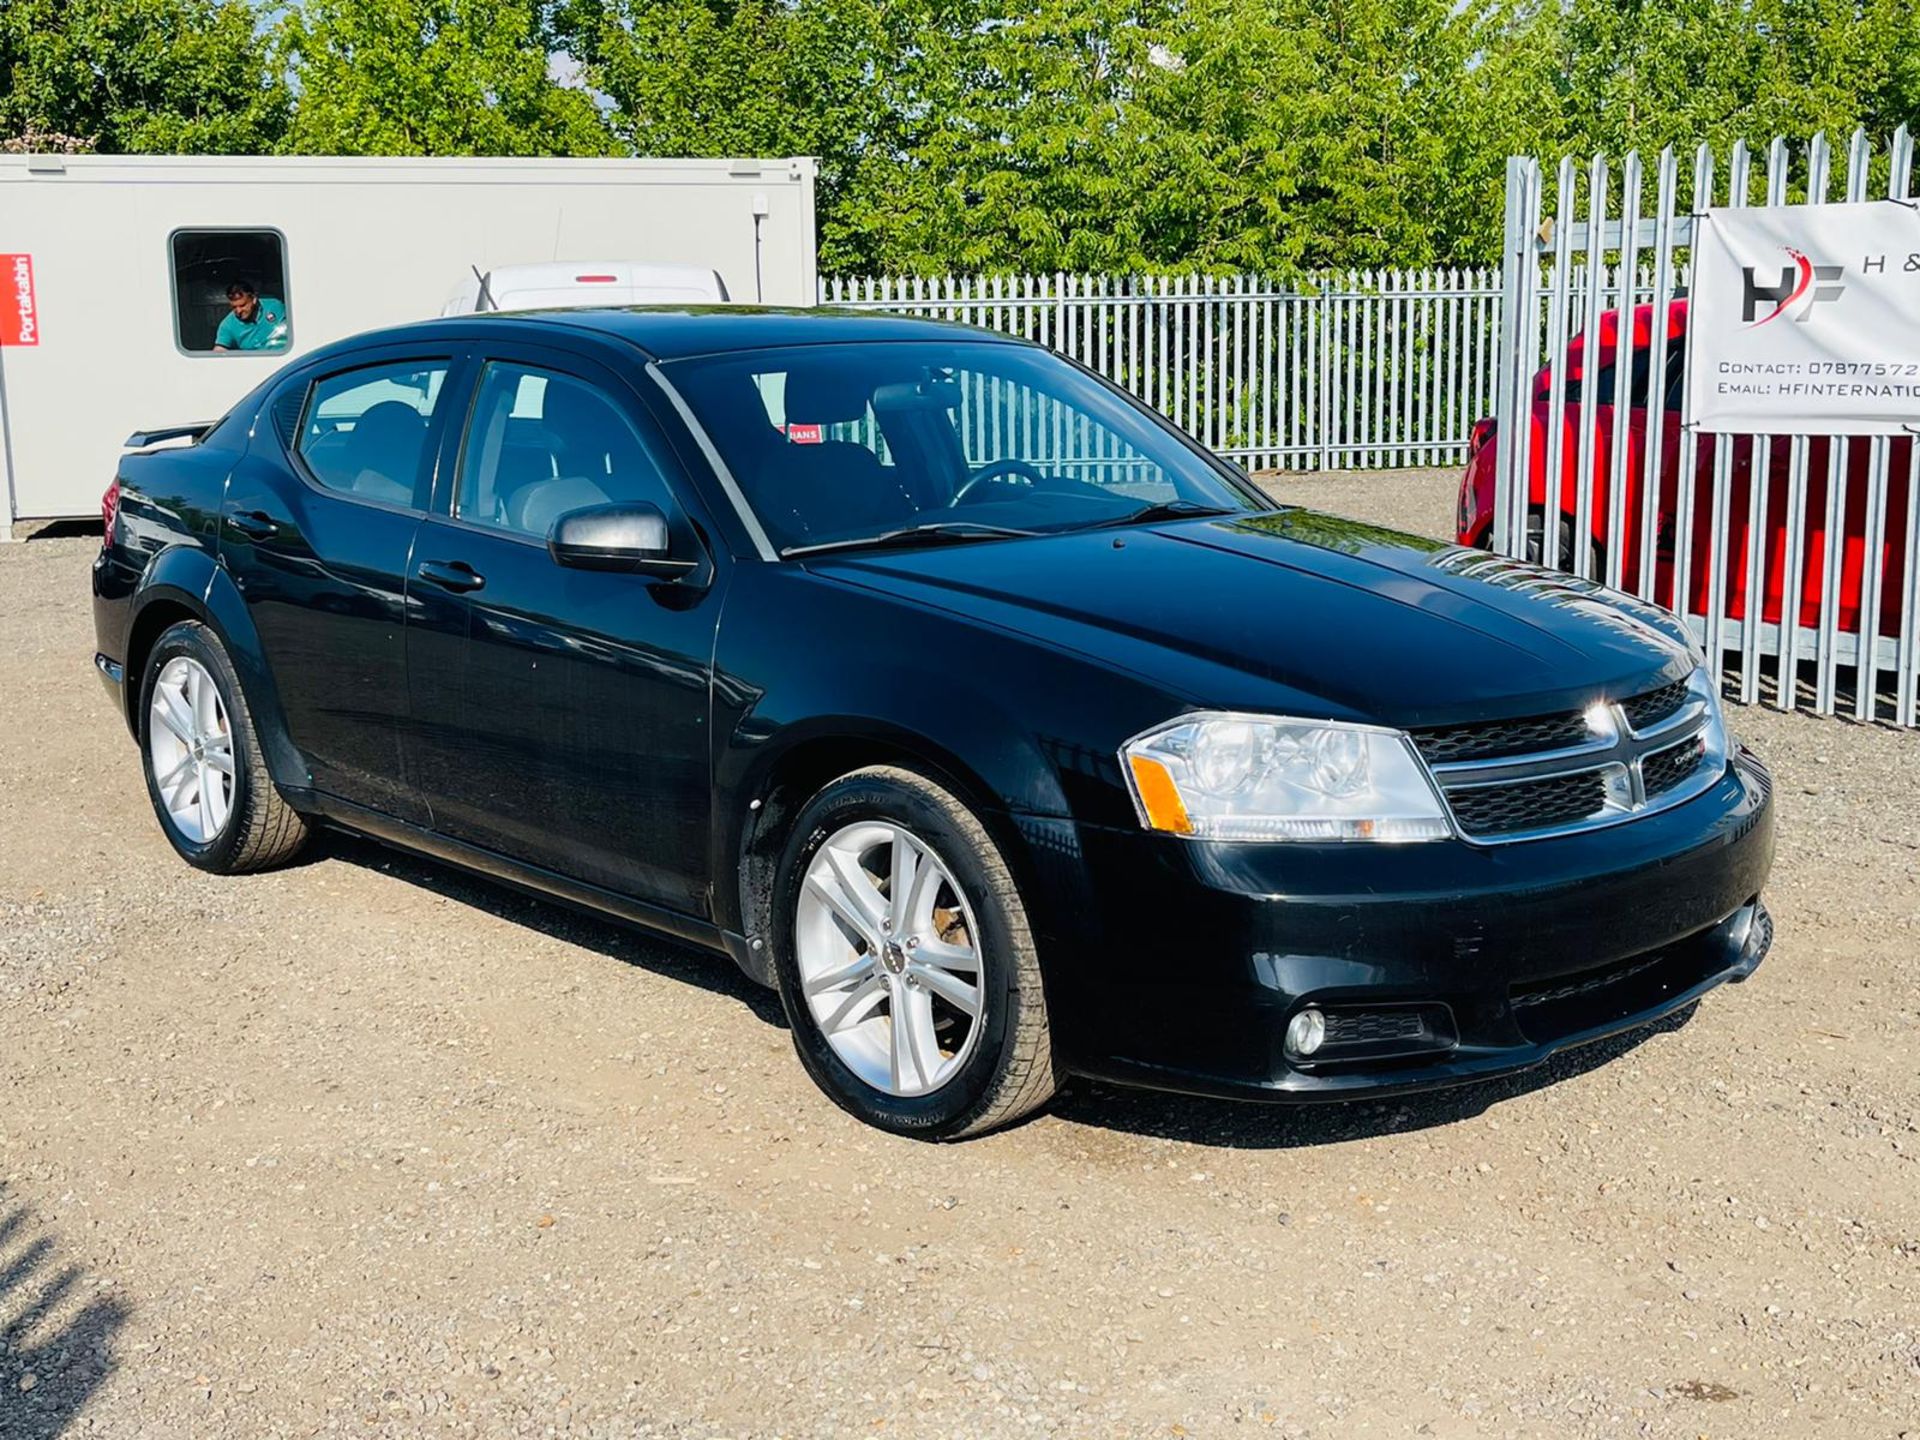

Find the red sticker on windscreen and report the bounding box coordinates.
[0,254,37,346]
[786,422,823,444]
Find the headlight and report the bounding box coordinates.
[1121,713,1452,842]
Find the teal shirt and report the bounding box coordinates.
[215,297,290,351]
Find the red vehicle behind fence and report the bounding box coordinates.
[1457,299,1913,639]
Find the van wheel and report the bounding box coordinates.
[140,620,309,873]
[771,766,1058,1139]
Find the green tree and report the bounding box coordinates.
[851,0,1239,273]
[823,0,1508,273]
[557,0,901,271]
[7,0,1914,273]
[1547,0,1920,172]
[280,0,616,156]
[0,0,288,153]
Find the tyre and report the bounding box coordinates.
[1524,515,1606,578]
[1523,515,1573,567]
[770,766,1057,1139]
[139,620,309,873]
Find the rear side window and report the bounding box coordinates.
[456,362,676,539]
[296,361,452,507]
[170,230,293,355]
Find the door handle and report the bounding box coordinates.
[229,509,277,539]
[416,559,486,593]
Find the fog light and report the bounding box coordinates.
[1285,1007,1326,1058]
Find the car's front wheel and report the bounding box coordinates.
[139,620,309,873]
[771,766,1057,1139]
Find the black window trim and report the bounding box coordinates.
[441,353,690,553]
[167,225,296,361]
[287,353,458,518]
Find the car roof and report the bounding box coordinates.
[313,306,1029,366]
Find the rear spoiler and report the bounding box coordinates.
[124,422,216,449]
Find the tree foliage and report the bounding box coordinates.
[2,0,1916,269]
[1550,0,1920,162]
[0,0,288,152]
[280,0,615,156]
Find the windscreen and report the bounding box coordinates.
[663,340,1263,554]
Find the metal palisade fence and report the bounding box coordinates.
[819,270,1503,471]
[1492,127,1919,726]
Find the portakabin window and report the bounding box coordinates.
[169,229,293,356]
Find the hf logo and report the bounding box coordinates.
[1740,247,1845,327]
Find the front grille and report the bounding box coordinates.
[1447,770,1610,838]
[1642,735,1706,797]
[1620,676,1690,732]
[1411,710,1591,765]
[1415,672,1717,844]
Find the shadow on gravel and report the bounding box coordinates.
[1049,1005,1699,1148]
[310,831,788,1029]
[0,1186,129,1439]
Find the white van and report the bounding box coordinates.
[441,260,730,316]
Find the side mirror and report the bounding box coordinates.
[548,502,698,579]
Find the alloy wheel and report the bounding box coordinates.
[147,655,236,845]
[795,821,985,1097]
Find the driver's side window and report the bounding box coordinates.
[456,362,675,540]
[949,369,1177,502]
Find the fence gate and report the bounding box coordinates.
[1490,129,1920,727]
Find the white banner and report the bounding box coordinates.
[1688,201,1920,435]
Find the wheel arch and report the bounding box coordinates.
[125,547,307,794]
[722,720,1063,987]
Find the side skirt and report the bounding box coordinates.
[295,791,772,988]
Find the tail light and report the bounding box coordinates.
[1469,418,1496,456]
[102,478,120,548]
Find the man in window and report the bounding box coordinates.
[214,280,290,352]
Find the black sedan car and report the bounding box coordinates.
[92,309,1775,1138]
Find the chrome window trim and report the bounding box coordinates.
[645,361,777,562]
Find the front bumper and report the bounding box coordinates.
[1046,745,1776,1102]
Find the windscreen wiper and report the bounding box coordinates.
[783,521,1040,559]
[1077,499,1239,530]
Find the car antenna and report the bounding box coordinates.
[471,265,496,313]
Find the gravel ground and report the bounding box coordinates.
[1,475,1916,1440]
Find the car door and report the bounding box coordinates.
[404,345,726,917]
[221,349,467,823]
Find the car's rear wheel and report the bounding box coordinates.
[140,620,309,873]
[771,766,1057,1139]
